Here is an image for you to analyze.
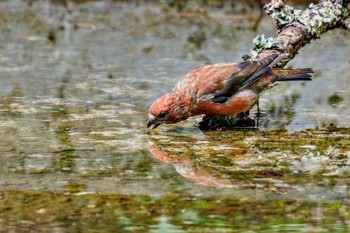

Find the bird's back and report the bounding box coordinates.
[173,63,237,97]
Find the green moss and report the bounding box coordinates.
[327,93,343,107]
[149,127,350,187]
[64,183,86,193]
[1,190,350,232]
[187,30,207,49]
[47,29,56,44]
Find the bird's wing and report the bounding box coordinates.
[212,54,278,103]
[174,54,279,104]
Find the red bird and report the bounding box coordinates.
[147,54,312,130]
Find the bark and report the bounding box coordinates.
[200,0,350,131]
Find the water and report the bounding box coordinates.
[0,0,349,232]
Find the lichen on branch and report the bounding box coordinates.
[250,34,274,59]
[254,0,349,62]
[264,0,301,30]
[298,1,348,37]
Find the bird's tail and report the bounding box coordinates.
[274,68,313,82]
[248,67,313,93]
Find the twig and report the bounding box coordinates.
[338,19,350,30]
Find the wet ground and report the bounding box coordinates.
[0,0,349,232]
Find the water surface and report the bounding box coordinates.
[0,1,350,232]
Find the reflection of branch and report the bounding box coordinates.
[203,0,350,130]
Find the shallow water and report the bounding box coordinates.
[0,0,350,232]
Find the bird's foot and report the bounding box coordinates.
[198,113,256,131]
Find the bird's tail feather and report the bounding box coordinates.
[276,68,313,82]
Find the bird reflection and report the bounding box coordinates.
[148,131,287,189]
[149,143,235,188]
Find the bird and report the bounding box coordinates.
[147,54,313,130]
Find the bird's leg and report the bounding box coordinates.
[256,98,260,116]
[256,98,261,127]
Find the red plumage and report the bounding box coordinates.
[147,54,313,130]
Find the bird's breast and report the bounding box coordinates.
[194,90,257,115]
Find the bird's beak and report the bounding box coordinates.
[147,114,161,131]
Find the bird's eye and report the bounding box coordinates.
[159,112,166,118]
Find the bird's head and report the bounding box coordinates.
[147,92,189,130]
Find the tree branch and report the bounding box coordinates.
[200,0,350,130]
